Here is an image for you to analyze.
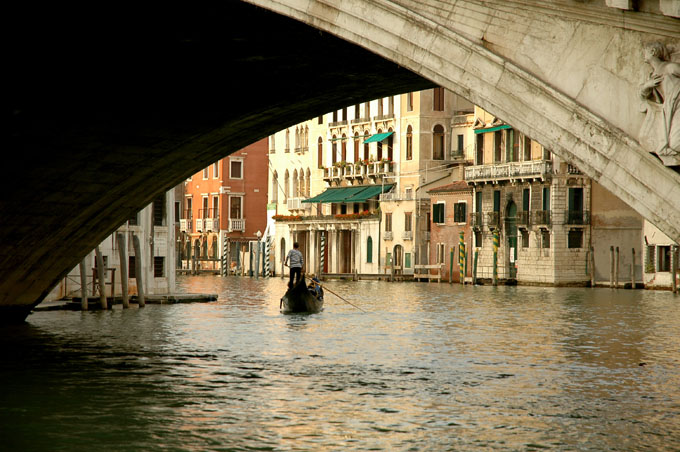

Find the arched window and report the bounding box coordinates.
[367,236,373,263]
[292,169,299,198]
[295,126,300,151]
[272,171,278,203]
[433,124,445,160]
[317,137,324,168]
[377,128,383,160]
[285,128,290,153]
[363,130,370,160]
[332,135,338,165]
[387,127,394,161]
[298,168,305,197]
[341,134,347,162]
[284,170,290,199]
[406,125,413,160]
[352,132,359,162]
[306,169,311,197]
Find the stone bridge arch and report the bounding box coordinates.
[3,1,679,322]
[247,0,680,242]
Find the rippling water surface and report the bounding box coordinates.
[2,276,680,451]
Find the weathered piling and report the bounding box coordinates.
[673,245,678,294]
[117,233,129,308]
[132,234,145,307]
[95,247,108,309]
[590,246,595,287]
[79,259,88,311]
[615,246,620,289]
[473,250,478,285]
[610,246,615,288]
[492,231,499,286]
[631,248,636,289]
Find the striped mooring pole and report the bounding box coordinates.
[319,232,325,278]
[264,234,271,277]
[221,236,228,277]
[459,231,465,284]
[492,230,499,286]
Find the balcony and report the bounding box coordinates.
[402,230,413,241]
[464,160,553,183]
[195,218,205,232]
[470,212,483,229]
[287,197,311,212]
[228,218,246,232]
[179,219,193,233]
[564,210,590,225]
[383,231,393,241]
[517,210,530,228]
[532,210,552,226]
[204,217,219,232]
[486,211,500,230]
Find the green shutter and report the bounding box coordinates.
[367,237,373,263]
[405,253,411,268]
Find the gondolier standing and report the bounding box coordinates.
[285,242,304,288]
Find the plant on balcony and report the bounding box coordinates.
[333,161,348,168]
[334,210,375,220]
[272,214,303,221]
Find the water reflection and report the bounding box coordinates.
[1,276,679,450]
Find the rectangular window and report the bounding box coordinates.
[475,191,483,213]
[457,134,464,153]
[523,188,530,212]
[433,203,445,224]
[524,136,532,161]
[494,130,503,162]
[385,213,392,232]
[542,187,551,211]
[493,190,501,213]
[230,160,243,179]
[454,202,467,223]
[229,196,242,219]
[568,229,583,249]
[405,212,412,232]
[474,230,482,248]
[153,193,165,226]
[658,246,671,272]
[213,162,219,179]
[129,255,136,278]
[405,253,411,269]
[318,115,323,125]
[407,92,414,112]
[476,134,484,165]
[433,87,444,111]
[154,256,165,278]
[174,201,180,223]
[521,230,529,248]
[202,167,209,179]
[436,243,446,264]
[541,229,551,249]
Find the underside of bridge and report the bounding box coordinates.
[3,2,433,322]
[5,0,680,323]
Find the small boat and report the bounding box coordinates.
[280,279,324,314]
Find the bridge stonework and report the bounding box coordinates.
[3,1,679,322]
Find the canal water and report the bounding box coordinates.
[1,276,679,451]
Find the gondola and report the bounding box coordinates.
[280,279,324,314]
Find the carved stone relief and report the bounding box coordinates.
[639,41,680,167]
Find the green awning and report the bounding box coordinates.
[363,131,394,144]
[302,184,394,203]
[345,184,394,202]
[474,124,511,134]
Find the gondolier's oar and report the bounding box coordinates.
[304,274,366,313]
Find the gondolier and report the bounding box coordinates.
[285,242,304,288]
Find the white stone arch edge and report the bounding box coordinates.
[246,0,680,243]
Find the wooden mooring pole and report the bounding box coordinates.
[615,246,620,289]
[631,248,636,290]
[95,247,108,310]
[79,259,88,311]
[117,233,129,308]
[132,234,145,307]
[610,246,615,289]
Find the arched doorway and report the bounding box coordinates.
[505,201,518,279]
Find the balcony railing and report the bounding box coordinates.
[564,210,590,225]
[228,218,246,232]
[486,211,500,230]
[402,230,413,241]
[287,197,311,211]
[383,231,393,241]
[464,160,553,182]
[532,210,552,226]
[470,212,483,229]
[517,210,530,227]
[204,217,219,232]
[179,219,193,233]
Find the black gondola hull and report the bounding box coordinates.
[281,280,324,313]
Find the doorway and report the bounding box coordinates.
[505,201,518,279]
